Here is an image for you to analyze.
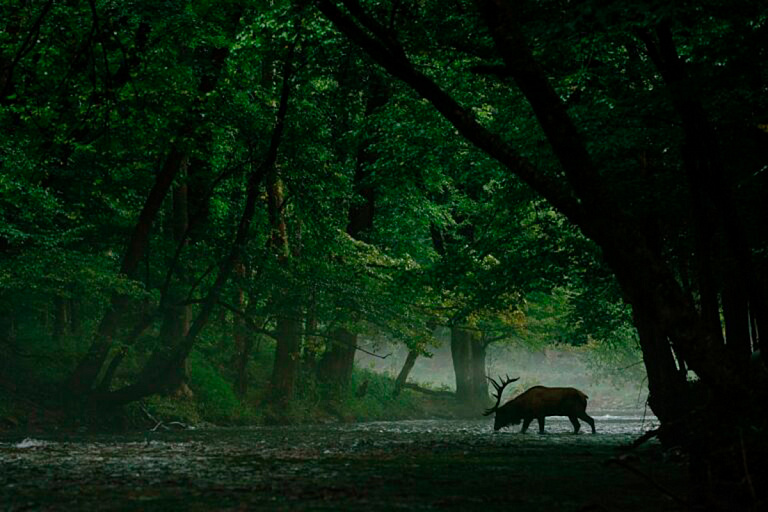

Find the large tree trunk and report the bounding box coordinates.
[631,304,688,441]
[637,24,761,360]
[160,166,194,397]
[266,170,303,402]
[450,327,489,408]
[270,312,302,402]
[469,336,489,406]
[302,293,320,371]
[451,326,475,405]
[317,329,358,393]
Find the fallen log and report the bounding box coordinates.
[401,382,455,398]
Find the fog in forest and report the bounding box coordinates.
[357,337,651,414]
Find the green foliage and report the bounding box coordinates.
[140,395,202,427]
[344,369,418,420]
[187,351,241,424]
[11,0,762,424]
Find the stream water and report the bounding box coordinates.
[0,413,687,511]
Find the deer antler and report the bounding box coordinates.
[483,374,520,416]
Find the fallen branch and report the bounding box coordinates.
[139,402,163,430]
[402,382,455,397]
[140,402,190,432]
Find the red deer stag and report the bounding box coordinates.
[483,375,596,434]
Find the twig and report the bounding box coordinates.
[139,402,163,430]
[355,345,391,359]
[140,402,189,432]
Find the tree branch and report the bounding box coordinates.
[314,0,584,224]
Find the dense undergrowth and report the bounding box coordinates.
[0,332,458,433]
[127,362,431,430]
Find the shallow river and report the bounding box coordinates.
[0,413,686,511]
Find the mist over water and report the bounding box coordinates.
[357,338,650,413]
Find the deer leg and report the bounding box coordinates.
[537,417,545,434]
[578,411,596,433]
[568,415,581,433]
[521,417,533,433]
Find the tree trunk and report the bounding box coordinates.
[469,336,489,405]
[302,294,320,371]
[270,312,302,402]
[722,275,751,370]
[161,169,194,398]
[691,211,724,347]
[68,298,81,336]
[393,349,419,396]
[632,305,687,434]
[451,327,488,409]
[266,170,302,403]
[638,23,760,371]
[317,329,357,392]
[451,326,474,404]
[233,263,253,399]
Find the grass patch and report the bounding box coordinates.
[344,369,419,421]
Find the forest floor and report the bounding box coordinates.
[0,418,688,511]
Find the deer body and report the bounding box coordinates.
[484,377,596,434]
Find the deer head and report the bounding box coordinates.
[483,375,520,431]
